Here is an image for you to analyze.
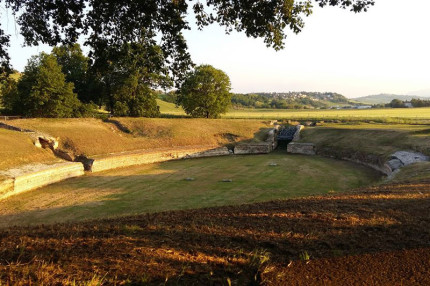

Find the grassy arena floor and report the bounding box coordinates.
[0,153,380,227]
[1,181,429,285]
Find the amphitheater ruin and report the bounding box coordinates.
[0,120,428,200]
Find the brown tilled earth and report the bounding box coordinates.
[1,182,430,285]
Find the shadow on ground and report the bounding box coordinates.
[1,182,430,285]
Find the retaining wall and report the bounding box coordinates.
[287,142,316,155]
[90,146,229,173]
[0,178,14,199]
[1,162,85,200]
[234,143,272,155]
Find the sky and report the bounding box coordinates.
[2,0,430,98]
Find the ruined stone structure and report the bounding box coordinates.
[234,143,272,155]
[287,142,316,155]
[89,146,230,173]
[0,179,14,199]
[0,162,84,200]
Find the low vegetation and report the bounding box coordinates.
[1,181,429,285]
[0,153,379,226]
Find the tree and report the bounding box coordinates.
[0,75,18,114]
[52,44,90,103]
[91,36,169,117]
[112,72,160,117]
[389,99,405,108]
[15,53,83,117]
[0,0,374,77]
[178,65,231,118]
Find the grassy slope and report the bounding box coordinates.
[391,161,430,183]
[156,99,185,115]
[0,153,379,227]
[299,123,430,161]
[0,129,58,170]
[8,118,271,157]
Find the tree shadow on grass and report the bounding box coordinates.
[1,182,430,284]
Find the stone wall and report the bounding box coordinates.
[0,163,84,200]
[234,143,272,155]
[287,142,316,155]
[265,129,278,150]
[292,125,304,141]
[10,162,85,198]
[185,147,231,159]
[0,178,14,199]
[90,146,229,173]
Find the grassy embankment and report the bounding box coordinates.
[299,123,430,159]
[0,129,58,171]
[0,152,379,227]
[0,118,271,170]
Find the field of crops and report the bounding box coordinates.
[224,107,430,122]
[155,99,430,122]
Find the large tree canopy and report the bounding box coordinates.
[0,0,374,78]
[178,65,231,118]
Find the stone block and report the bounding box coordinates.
[186,147,230,158]
[287,142,316,155]
[387,159,403,171]
[234,143,271,154]
[391,151,429,166]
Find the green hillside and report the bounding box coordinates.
[156,99,185,115]
[353,93,429,104]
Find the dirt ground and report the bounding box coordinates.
[1,181,430,285]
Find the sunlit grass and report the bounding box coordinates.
[222,107,430,122]
[0,153,380,227]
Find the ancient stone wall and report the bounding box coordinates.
[0,179,14,199]
[234,143,272,155]
[90,146,229,173]
[0,162,84,200]
[13,163,85,196]
[185,147,231,159]
[292,125,304,141]
[287,142,316,155]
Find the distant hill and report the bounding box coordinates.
[232,92,355,109]
[407,89,430,97]
[352,94,430,104]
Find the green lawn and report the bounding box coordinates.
[0,153,380,227]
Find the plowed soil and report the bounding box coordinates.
[1,182,430,285]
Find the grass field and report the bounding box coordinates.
[156,99,185,116]
[153,98,430,123]
[0,153,379,227]
[224,107,430,122]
